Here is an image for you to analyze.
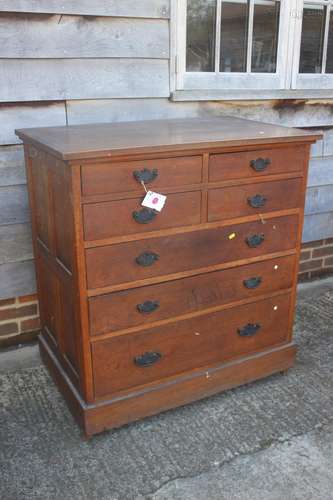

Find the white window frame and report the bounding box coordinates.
[171,0,333,98]
[292,0,333,89]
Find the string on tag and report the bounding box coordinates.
[259,213,266,225]
[141,180,148,193]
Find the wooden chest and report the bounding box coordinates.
[16,117,320,436]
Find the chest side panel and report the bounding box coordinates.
[26,147,83,390]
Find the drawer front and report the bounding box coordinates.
[86,214,299,289]
[89,255,295,336]
[83,191,201,241]
[209,146,305,182]
[208,177,303,222]
[92,293,291,397]
[81,156,203,196]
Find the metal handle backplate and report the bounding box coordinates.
[243,276,262,289]
[246,233,265,248]
[250,158,271,172]
[238,323,261,337]
[133,168,158,184]
[133,207,157,224]
[137,300,160,314]
[134,351,162,367]
[135,251,159,267]
[247,194,267,208]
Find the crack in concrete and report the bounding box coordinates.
[142,419,333,499]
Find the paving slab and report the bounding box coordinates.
[149,422,333,500]
[0,282,332,500]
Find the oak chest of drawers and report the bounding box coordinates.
[16,117,320,436]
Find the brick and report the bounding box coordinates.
[0,330,39,348]
[0,304,38,322]
[19,294,38,303]
[0,322,19,337]
[310,268,333,280]
[20,317,40,332]
[0,298,15,308]
[312,246,333,258]
[299,259,323,272]
[300,250,311,261]
[302,239,324,249]
[324,257,333,266]
[298,272,310,282]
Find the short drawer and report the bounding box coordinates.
[89,255,295,336]
[208,177,303,222]
[86,214,299,289]
[209,146,305,182]
[81,156,203,196]
[83,190,201,241]
[92,293,291,397]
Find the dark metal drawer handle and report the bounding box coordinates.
[250,158,271,172]
[246,233,265,248]
[133,168,158,184]
[247,194,267,208]
[243,276,262,289]
[238,323,261,337]
[135,251,159,267]
[134,351,162,367]
[133,207,157,224]
[137,300,160,314]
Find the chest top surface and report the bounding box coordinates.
[15,116,320,161]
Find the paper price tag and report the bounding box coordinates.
[141,191,167,212]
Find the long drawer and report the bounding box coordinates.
[86,214,299,289]
[208,177,303,222]
[209,146,305,182]
[89,255,295,336]
[83,190,201,241]
[81,155,203,196]
[92,293,291,397]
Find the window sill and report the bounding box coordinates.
[170,89,333,102]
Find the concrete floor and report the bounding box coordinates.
[1,277,333,500]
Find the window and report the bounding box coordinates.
[293,1,333,89]
[174,0,333,95]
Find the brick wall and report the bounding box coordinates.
[0,294,40,347]
[299,238,333,281]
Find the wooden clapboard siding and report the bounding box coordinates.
[0,1,170,18]
[0,59,169,102]
[0,185,30,226]
[305,156,333,216]
[0,223,33,265]
[0,15,169,59]
[0,146,26,185]
[308,157,333,187]
[0,102,66,145]
[0,145,24,166]
[66,98,204,125]
[303,212,333,243]
[305,186,333,215]
[0,260,36,299]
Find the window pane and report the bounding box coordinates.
[220,1,248,72]
[326,11,333,73]
[299,5,325,73]
[251,1,280,73]
[186,0,216,72]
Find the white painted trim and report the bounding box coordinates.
[171,88,333,100]
[175,0,293,91]
[172,0,333,94]
[246,0,255,73]
[214,0,222,73]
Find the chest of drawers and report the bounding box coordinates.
[16,117,320,436]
